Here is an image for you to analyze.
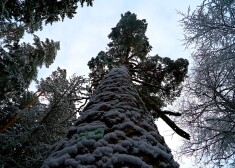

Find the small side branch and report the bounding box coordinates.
[160,113,190,140]
[138,91,190,140]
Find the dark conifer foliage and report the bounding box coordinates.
[0,35,60,101]
[1,0,93,42]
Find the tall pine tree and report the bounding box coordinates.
[42,11,189,167]
[88,12,189,139]
[42,66,179,167]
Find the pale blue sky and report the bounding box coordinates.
[31,0,199,78]
[28,0,201,167]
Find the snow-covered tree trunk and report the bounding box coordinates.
[42,66,179,168]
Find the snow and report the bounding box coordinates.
[41,66,179,168]
[103,130,126,142]
[75,153,96,163]
[93,146,114,157]
[53,144,77,157]
[64,158,80,167]
[43,153,70,168]
[111,153,152,168]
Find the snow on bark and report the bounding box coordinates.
[41,66,179,168]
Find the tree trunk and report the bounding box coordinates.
[42,66,179,168]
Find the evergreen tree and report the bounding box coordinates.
[0,68,89,167]
[42,66,179,168]
[88,11,189,139]
[0,0,93,141]
[42,11,189,168]
[0,35,60,154]
[0,1,93,167]
[0,0,93,100]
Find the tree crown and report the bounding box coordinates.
[88,11,189,107]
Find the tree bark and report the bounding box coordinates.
[42,66,179,168]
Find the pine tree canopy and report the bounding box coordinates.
[0,0,93,101]
[0,35,60,100]
[1,0,93,42]
[88,11,190,139]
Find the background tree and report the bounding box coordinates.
[0,68,89,168]
[88,11,189,139]
[0,1,94,167]
[0,0,93,144]
[178,0,235,167]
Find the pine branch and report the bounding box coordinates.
[160,113,190,140]
[0,24,27,36]
[139,91,190,140]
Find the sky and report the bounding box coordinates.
[28,0,201,167]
